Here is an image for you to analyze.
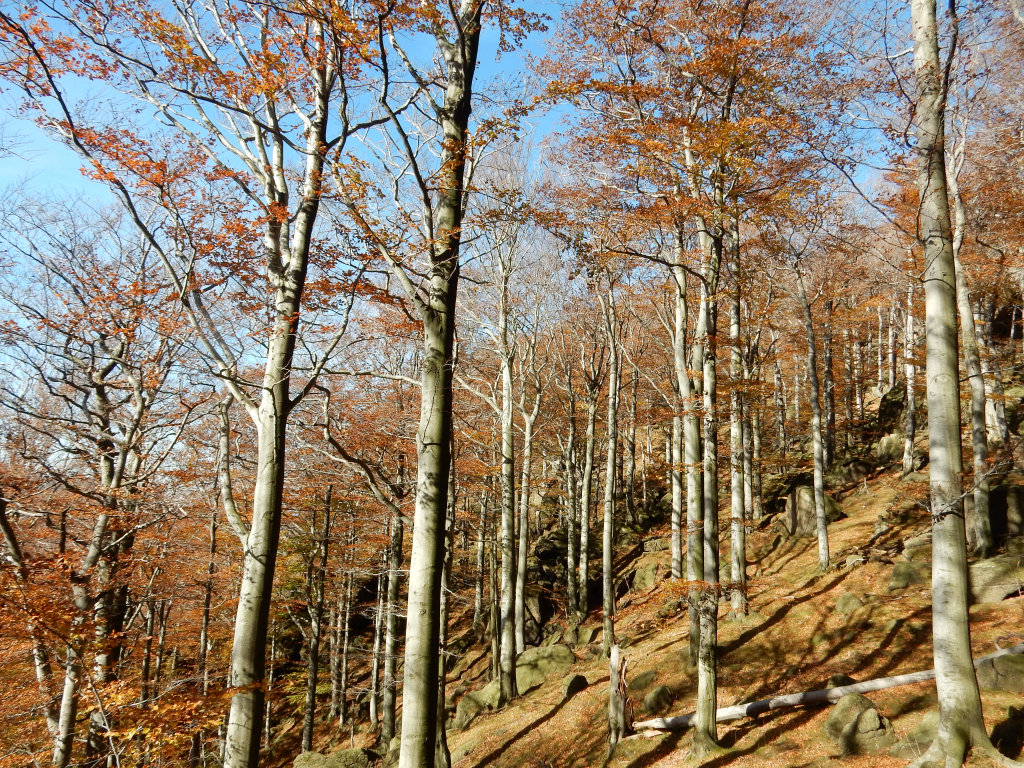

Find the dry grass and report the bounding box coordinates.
[446,465,1024,768]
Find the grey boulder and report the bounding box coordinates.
[293,749,374,768]
[782,486,844,538]
[969,556,1024,604]
[824,692,896,754]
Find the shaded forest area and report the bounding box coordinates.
[1,1,1024,767]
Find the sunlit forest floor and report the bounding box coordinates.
[434,467,1024,768]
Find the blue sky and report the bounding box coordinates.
[0,1,566,203]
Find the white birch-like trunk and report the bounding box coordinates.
[600,286,620,657]
[909,2,993,761]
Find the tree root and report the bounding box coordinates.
[905,725,1024,768]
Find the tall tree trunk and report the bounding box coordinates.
[774,360,788,461]
[679,246,704,666]
[436,468,456,768]
[264,629,276,759]
[742,360,754,522]
[903,285,918,476]
[671,245,696,584]
[692,226,722,758]
[199,515,216,698]
[397,9,481,765]
[729,237,747,617]
[977,298,1010,447]
[381,515,403,746]
[497,271,518,706]
[579,396,598,617]
[625,374,638,527]
[949,157,993,557]
[889,306,898,390]
[751,406,764,520]
[515,417,534,654]
[908,2,994,762]
[368,566,385,728]
[565,415,580,615]
[301,489,331,752]
[140,603,155,706]
[844,328,855,451]
[601,285,620,658]
[795,268,830,572]
[329,592,343,723]
[823,300,837,467]
[877,308,885,394]
[489,511,500,681]
[223,75,328,768]
[473,494,486,634]
[671,416,684,579]
[53,650,80,768]
[339,571,353,728]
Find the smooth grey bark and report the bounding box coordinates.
[822,300,837,467]
[497,266,518,705]
[903,285,918,476]
[742,390,754,521]
[683,255,705,667]
[338,571,353,728]
[301,488,331,752]
[843,327,855,451]
[692,225,722,758]
[473,493,487,633]
[908,2,1001,763]
[579,390,599,615]
[854,338,865,419]
[381,514,403,746]
[729,237,747,616]
[53,650,79,768]
[579,374,601,616]
[329,592,342,723]
[222,64,332,768]
[392,6,482,766]
[608,646,626,753]
[436,470,456,768]
[198,515,216,697]
[671,416,684,579]
[794,266,830,572]
[774,359,788,461]
[563,396,581,614]
[877,308,886,393]
[625,372,638,526]
[751,406,764,520]
[514,398,538,654]
[949,151,993,556]
[889,305,898,390]
[671,241,699,585]
[264,629,276,759]
[600,285,620,657]
[140,603,155,706]
[368,566,385,728]
[489,508,500,681]
[976,298,1010,447]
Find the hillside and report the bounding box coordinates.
[435,464,1024,768]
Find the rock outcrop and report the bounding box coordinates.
[781,486,844,538]
[823,692,896,754]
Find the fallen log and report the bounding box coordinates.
[633,641,1024,731]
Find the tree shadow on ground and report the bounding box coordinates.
[699,706,822,767]
[472,697,571,768]
[720,568,853,658]
[618,730,684,768]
